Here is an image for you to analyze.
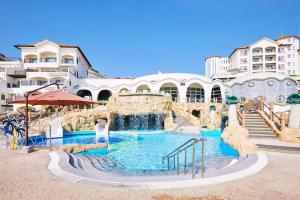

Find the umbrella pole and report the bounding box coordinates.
[25,95,29,146]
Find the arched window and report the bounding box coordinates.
[186,83,205,103]
[136,84,151,93]
[159,83,178,102]
[211,85,222,103]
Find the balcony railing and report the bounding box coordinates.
[20,80,65,86]
[40,57,57,63]
[7,70,27,78]
[24,58,38,63]
[61,59,74,64]
[252,50,263,54]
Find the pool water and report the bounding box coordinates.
[68,130,238,176]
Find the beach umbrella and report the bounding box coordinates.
[13,90,98,106]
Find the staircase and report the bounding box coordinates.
[245,112,277,139]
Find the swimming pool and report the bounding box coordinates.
[67,130,237,176]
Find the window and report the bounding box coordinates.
[1,94,5,100]
[240,58,247,63]
[240,49,247,55]
[288,46,291,51]
[278,47,285,53]
[278,56,285,61]
[288,54,291,58]
[278,64,285,70]
[288,62,291,66]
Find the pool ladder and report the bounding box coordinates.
[162,138,206,178]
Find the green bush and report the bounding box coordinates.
[226,95,238,105]
[287,93,300,104]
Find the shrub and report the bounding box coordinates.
[287,93,300,104]
[226,96,238,105]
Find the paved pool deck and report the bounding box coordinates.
[0,150,300,200]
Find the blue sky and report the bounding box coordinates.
[0,0,299,77]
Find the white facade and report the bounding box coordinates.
[0,40,101,112]
[205,35,300,81]
[1,38,298,113]
[205,56,229,79]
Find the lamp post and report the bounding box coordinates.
[25,83,59,146]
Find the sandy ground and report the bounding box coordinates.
[0,150,300,200]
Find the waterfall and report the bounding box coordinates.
[95,119,109,142]
[114,114,164,131]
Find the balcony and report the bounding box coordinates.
[7,70,27,78]
[265,56,276,62]
[252,57,263,63]
[265,47,276,54]
[40,57,57,63]
[252,47,263,55]
[24,58,38,63]
[7,82,20,88]
[252,64,263,72]
[265,64,276,71]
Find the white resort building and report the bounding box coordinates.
[0,38,299,113]
[205,35,300,83]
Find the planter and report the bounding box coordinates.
[288,104,300,129]
[287,94,300,129]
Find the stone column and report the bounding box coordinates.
[288,104,300,129]
[228,104,238,126]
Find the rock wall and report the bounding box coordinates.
[62,109,110,132]
[221,125,257,154]
[172,102,222,129]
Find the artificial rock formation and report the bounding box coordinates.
[172,102,222,129]
[221,125,257,154]
[62,108,110,132]
[108,94,177,131]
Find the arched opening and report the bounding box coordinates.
[119,88,129,94]
[159,83,178,102]
[50,77,65,86]
[61,55,74,64]
[136,84,151,93]
[192,110,200,118]
[211,85,222,103]
[98,90,112,101]
[186,83,205,103]
[77,90,92,100]
[24,54,38,63]
[39,51,57,63]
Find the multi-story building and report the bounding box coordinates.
[205,35,300,82]
[0,39,101,113]
[0,38,298,113]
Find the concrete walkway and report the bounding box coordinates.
[0,150,300,200]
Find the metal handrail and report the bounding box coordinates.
[162,138,198,160]
[162,137,206,179]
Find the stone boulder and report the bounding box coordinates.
[55,143,108,154]
[221,125,257,154]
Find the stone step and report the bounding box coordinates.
[249,134,277,139]
[249,130,274,134]
[256,144,300,153]
[247,126,271,130]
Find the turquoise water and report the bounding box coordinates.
[74,130,239,176]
